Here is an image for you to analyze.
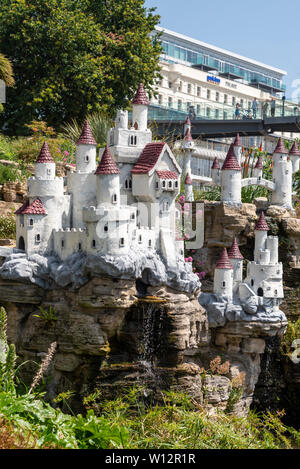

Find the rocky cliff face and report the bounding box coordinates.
[0,201,298,416]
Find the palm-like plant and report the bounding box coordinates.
[61,113,112,147]
[0,53,15,87]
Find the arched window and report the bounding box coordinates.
[148,239,152,247]
[251,279,254,286]
[35,234,40,243]
[29,219,33,226]
[104,224,108,232]
[129,179,132,189]
[112,194,117,204]
[222,281,226,287]
[168,181,172,188]
[78,243,82,251]
[138,235,142,244]
[120,238,125,247]
[125,180,128,189]
[162,181,166,188]
[92,240,96,248]
[85,155,89,163]
[61,240,65,249]
[18,236,25,251]
[257,287,264,297]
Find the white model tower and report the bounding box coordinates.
[182,126,194,179]
[221,143,242,203]
[233,133,242,166]
[289,141,300,174]
[95,145,120,207]
[75,120,97,173]
[271,137,293,209]
[253,156,263,178]
[211,157,221,185]
[254,211,269,262]
[184,172,194,202]
[132,83,149,131]
[213,248,233,301]
[228,238,243,293]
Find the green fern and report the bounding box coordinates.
[0,307,18,393]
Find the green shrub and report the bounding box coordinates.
[0,163,20,184]
[0,211,16,239]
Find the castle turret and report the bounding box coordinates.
[75,120,97,173]
[213,248,233,300]
[254,211,269,262]
[221,144,242,203]
[233,133,242,165]
[289,141,300,174]
[132,83,149,132]
[35,142,56,180]
[253,156,263,178]
[271,137,293,209]
[115,110,128,130]
[95,145,120,207]
[228,238,243,291]
[184,172,194,202]
[211,157,221,185]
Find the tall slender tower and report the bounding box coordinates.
[254,211,269,263]
[132,83,149,132]
[271,137,293,209]
[289,141,300,174]
[213,248,233,300]
[228,238,243,292]
[253,156,263,178]
[221,144,242,203]
[95,146,120,207]
[184,172,194,202]
[233,133,242,165]
[211,157,221,185]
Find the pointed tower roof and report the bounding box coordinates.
[233,133,242,146]
[15,198,47,215]
[255,211,269,231]
[273,137,288,155]
[221,144,242,171]
[255,156,263,169]
[185,116,191,126]
[36,142,54,164]
[216,248,233,269]
[211,157,220,170]
[184,127,193,142]
[289,141,300,156]
[185,173,192,185]
[95,146,120,175]
[228,238,244,260]
[77,120,97,145]
[132,83,149,106]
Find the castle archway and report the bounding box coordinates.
[18,236,25,251]
[257,287,264,297]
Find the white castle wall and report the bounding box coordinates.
[96,174,120,207]
[132,104,148,132]
[214,268,233,300]
[211,168,221,185]
[290,155,300,174]
[75,144,97,173]
[67,172,96,228]
[35,162,56,180]
[231,258,243,292]
[221,171,241,203]
[271,158,293,208]
[245,261,283,298]
[266,237,278,264]
[254,230,268,262]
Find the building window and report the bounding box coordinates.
[78,243,82,251]
[206,107,211,118]
[91,239,96,248]
[85,155,89,162]
[251,279,254,286]
[215,109,219,119]
[168,181,172,188]
[187,83,192,94]
[275,289,278,295]
[61,240,65,249]
[129,135,137,146]
[240,99,244,108]
[129,179,132,189]
[158,94,163,105]
[156,181,159,189]
[187,102,191,111]
[168,97,173,108]
[29,219,33,226]
[47,168,51,175]
[112,194,117,204]
[104,224,108,232]
[168,81,172,89]
[207,89,211,100]
[216,92,219,102]
[125,180,128,189]
[131,213,135,220]
[148,239,152,247]
[35,234,40,243]
[120,238,125,247]
[179,81,183,91]
[222,281,226,287]
[162,181,166,188]
[138,235,142,244]
[224,94,228,104]
[20,215,24,227]
[196,104,201,115]
[197,86,201,97]
[178,99,182,110]
[175,181,178,188]
[232,96,236,106]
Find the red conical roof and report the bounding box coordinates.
[273,137,288,155]
[216,248,233,269]
[222,144,241,171]
[211,157,220,170]
[16,198,47,215]
[185,173,192,185]
[289,141,300,156]
[36,142,54,164]
[132,83,149,106]
[184,127,193,142]
[255,156,263,169]
[95,146,120,175]
[77,120,97,145]
[228,238,244,260]
[233,133,242,146]
[255,211,269,231]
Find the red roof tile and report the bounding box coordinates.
[15,200,29,215]
[216,248,233,269]
[16,198,47,215]
[184,173,192,185]
[211,157,220,170]
[77,120,97,145]
[131,142,165,174]
[95,146,120,175]
[36,142,54,164]
[255,211,269,231]
[184,127,193,142]
[156,170,178,179]
[221,144,241,171]
[289,141,300,156]
[255,156,263,169]
[228,238,244,259]
[233,133,242,146]
[273,137,288,155]
[132,83,149,106]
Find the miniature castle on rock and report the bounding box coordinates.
[182,120,299,210]
[15,84,184,267]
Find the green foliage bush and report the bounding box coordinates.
[0,163,20,184]
[0,211,16,239]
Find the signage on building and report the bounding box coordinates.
[225,81,237,90]
[0,80,5,103]
[207,75,220,85]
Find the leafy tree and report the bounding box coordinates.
[0,0,161,134]
[0,53,14,87]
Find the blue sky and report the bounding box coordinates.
[144,0,300,98]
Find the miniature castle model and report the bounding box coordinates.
[213,211,283,312]
[15,84,184,267]
[182,126,299,211]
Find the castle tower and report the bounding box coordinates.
[182,127,194,177]
[271,137,293,209]
[211,157,221,185]
[132,83,149,132]
[115,110,129,130]
[35,142,56,180]
[228,238,243,291]
[184,116,191,136]
[221,144,242,203]
[253,156,263,178]
[213,248,233,300]
[75,120,97,173]
[95,145,120,207]
[184,172,194,202]
[233,133,242,165]
[289,141,300,174]
[254,211,269,263]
